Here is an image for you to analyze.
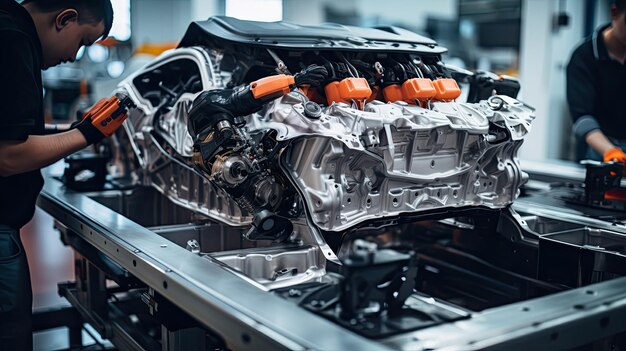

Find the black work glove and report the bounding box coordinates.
[188,89,239,140]
[294,64,329,87]
[73,97,129,144]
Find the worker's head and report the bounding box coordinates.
[21,0,113,69]
[611,0,626,47]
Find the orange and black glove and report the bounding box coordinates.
[75,94,131,144]
[603,147,626,164]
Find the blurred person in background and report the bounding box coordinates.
[567,0,626,164]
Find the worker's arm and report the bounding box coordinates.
[0,129,87,177]
[0,94,131,177]
[565,50,626,163]
[585,130,617,156]
[586,130,626,164]
[566,47,611,154]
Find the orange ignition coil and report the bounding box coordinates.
[383,84,404,103]
[250,74,295,100]
[325,77,372,105]
[368,85,383,102]
[300,84,326,104]
[433,78,461,101]
[402,78,437,104]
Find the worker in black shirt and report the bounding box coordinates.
[567,0,626,164]
[0,0,127,349]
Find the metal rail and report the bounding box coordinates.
[382,275,626,350]
[38,168,626,350]
[38,176,385,351]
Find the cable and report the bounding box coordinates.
[338,52,359,78]
[319,55,336,79]
[266,48,291,75]
[409,60,423,78]
[347,59,360,78]
[390,58,407,81]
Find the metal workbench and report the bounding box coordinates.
[35,160,626,350]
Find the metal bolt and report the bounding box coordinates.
[288,289,302,297]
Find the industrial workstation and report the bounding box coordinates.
[1,0,626,350]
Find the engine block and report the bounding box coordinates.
[112,16,534,244]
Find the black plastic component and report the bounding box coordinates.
[245,209,293,242]
[62,152,108,191]
[188,82,286,139]
[467,71,520,103]
[196,127,234,165]
[178,16,445,54]
[583,161,624,204]
[339,242,417,319]
[275,243,467,339]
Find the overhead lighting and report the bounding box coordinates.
[109,0,131,41]
[87,45,109,63]
[225,0,282,22]
[107,61,126,78]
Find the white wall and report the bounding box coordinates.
[518,0,585,161]
[131,0,194,46]
[283,0,329,25]
[595,0,610,28]
[357,0,456,28]
[283,0,456,29]
[191,0,220,22]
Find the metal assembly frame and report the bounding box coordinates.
[37,172,626,350]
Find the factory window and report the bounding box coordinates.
[109,0,131,41]
[225,0,282,22]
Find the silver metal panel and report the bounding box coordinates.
[513,199,626,235]
[521,158,626,187]
[37,176,387,351]
[38,168,626,350]
[381,276,626,350]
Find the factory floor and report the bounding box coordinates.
[23,208,111,350]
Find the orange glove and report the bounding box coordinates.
[76,95,130,144]
[603,147,626,164]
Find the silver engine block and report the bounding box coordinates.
[260,93,533,232]
[113,45,534,243]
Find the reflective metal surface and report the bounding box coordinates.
[208,245,325,290]
[112,46,534,236]
[38,172,626,350]
[381,276,626,350]
[37,175,385,351]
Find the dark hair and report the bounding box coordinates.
[22,0,114,39]
[615,0,626,14]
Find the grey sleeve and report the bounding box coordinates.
[572,114,600,139]
[566,46,600,139]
